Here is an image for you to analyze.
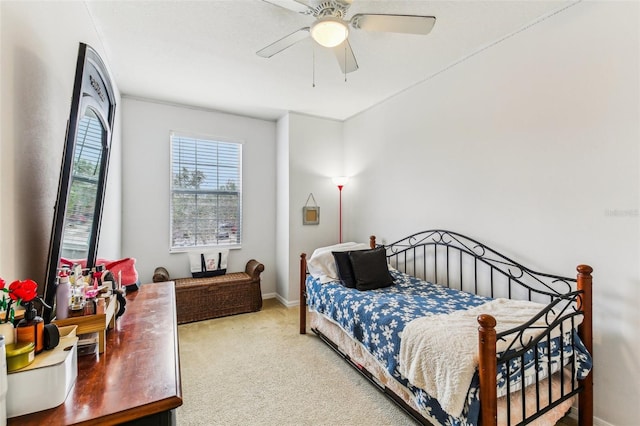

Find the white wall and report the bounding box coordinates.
[121,98,277,294]
[343,1,638,424]
[285,113,344,303]
[0,2,122,287]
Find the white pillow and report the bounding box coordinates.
[307,242,371,283]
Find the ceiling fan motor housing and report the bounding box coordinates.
[312,1,349,19]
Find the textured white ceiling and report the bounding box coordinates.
[86,0,577,121]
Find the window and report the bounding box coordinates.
[63,109,104,259]
[170,133,242,250]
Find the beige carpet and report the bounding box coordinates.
[176,299,578,426]
[176,299,417,425]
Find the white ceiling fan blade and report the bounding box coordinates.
[257,28,310,58]
[332,39,359,74]
[350,14,436,35]
[261,0,312,14]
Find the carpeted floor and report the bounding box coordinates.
[176,298,417,425]
[176,299,577,426]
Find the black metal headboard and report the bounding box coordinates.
[379,229,576,304]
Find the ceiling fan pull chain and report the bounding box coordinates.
[312,44,316,88]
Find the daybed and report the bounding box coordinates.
[299,230,593,426]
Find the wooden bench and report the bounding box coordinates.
[174,259,264,324]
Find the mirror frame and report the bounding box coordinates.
[43,43,116,322]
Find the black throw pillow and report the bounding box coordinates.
[348,246,394,291]
[332,251,358,288]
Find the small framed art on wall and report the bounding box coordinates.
[303,193,319,225]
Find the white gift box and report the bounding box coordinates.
[6,325,78,418]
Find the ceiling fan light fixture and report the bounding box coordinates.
[311,17,349,48]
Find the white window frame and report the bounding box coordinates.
[169,131,243,252]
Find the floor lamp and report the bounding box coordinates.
[332,176,348,243]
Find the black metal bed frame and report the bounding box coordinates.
[300,229,593,426]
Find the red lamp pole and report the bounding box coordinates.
[332,176,348,244]
[338,184,344,243]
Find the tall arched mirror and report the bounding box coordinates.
[43,43,116,322]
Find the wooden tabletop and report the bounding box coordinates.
[8,281,183,425]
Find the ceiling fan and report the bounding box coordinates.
[257,0,436,74]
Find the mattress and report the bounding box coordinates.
[306,269,591,425]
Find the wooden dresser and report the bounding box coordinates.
[8,281,182,425]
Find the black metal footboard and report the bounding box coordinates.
[492,290,585,425]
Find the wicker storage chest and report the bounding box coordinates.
[174,259,264,324]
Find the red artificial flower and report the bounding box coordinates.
[8,279,38,302]
[0,277,5,291]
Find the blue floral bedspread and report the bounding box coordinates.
[306,269,592,425]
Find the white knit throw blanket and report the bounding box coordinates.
[398,298,557,418]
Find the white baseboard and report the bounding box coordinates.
[261,292,300,307]
[270,293,299,307]
[594,415,615,426]
[568,407,614,426]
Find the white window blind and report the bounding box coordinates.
[62,109,104,258]
[170,133,242,250]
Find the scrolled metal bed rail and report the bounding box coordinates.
[377,229,575,301]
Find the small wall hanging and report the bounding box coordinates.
[303,193,320,225]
